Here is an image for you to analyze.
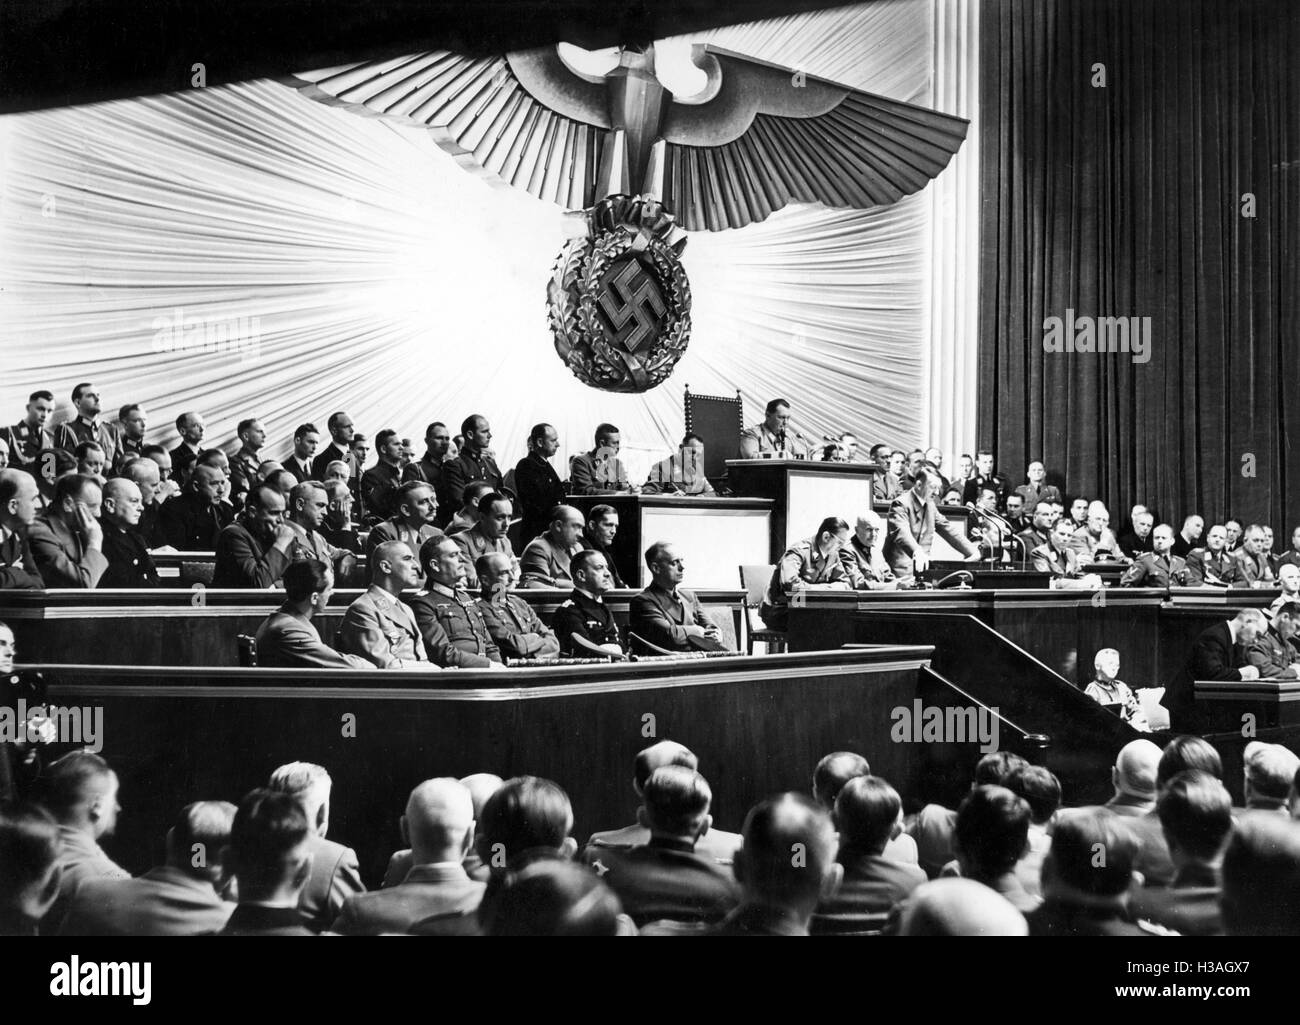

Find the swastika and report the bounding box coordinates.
[598,259,666,353]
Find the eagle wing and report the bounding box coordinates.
[659,46,970,230]
[288,49,610,210]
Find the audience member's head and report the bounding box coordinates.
[973,750,1029,788]
[632,740,697,796]
[1221,815,1300,935]
[833,775,902,857]
[1157,770,1232,871]
[459,773,505,821]
[120,455,161,504]
[1003,764,1061,827]
[476,551,517,596]
[74,440,106,479]
[570,549,614,597]
[42,751,120,839]
[953,786,1031,883]
[282,558,333,614]
[225,789,313,904]
[1040,810,1137,909]
[1157,735,1223,789]
[812,751,870,810]
[482,855,625,937]
[402,778,476,866]
[1111,739,1162,804]
[547,504,585,547]
[395,481,437,526]
[289,481,328,529]
[268,761,333,838]
[1243,741,1300,811]
[733,793,840,922]
[638,765,713,844]
[50,473,102,525]
[0,468,40,531]
[166,801,238,887]
[100,477,143,531]
[0,804,62,933]
[475,776,577,872]
[477,492,512,540]
[896,878,1028,936]
[421,535,465,589]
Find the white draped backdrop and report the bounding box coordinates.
[0,0,978,477]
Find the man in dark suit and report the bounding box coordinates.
[949,785,1040,913]
[444,414,504,507]
[220,790,319,936]
[27,474,108,588]
[169,411,205,484]
[333,778,485,935]
[212,484,295,588]
[1030,519,1103,590]
[582,765,738,927]
[267,762,364,931]
[811,775,926,935]
[311,411,356,481]
[1172,515,1205,559]
[255,559,370,669]
[61,801,236,936]
[320,480,361,553]
[403,421,454,528]
[159,464,232,551]
[1165,609,1264,730]
[98,478,159,587]
[884,467,980,579]
[1120,524,1192,589]
[552,550,624,657]
[1129,736,1224,890]
[1130,770,1230,937]
[514,423,566,544]
[0,469,43,588]
[629,541,723,653]
[1221,814,1300,935]
[1118,509,1156,559]
[283,423,319,483]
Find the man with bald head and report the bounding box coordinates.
[519,504,585,589]
[476,552,559,660]
[28,473,107,588]
[1186,524,1242,586]
[1120,523,1192,588]
[846,512,896,588]
[98,477,159,587]
[159,462,233,550]
[332,778,484,934]
[1276,563,1300,602]
[212,484,295,587]
[169,411,205,484]
[0,469,43,588]
[586,740,742,864]
[1234,524,1277,586]
[119,455,164,547]
[382,773,503,888]
[1104,740,1163,817]
[339,540,429,669]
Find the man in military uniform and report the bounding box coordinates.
[1013,461,1062,509]
[1119,524,1193,588]
[519,504,584,589]
[1018,501,1055,554]
[961,450,1012,508]
[158,464,232,550]
[1030,519,1103,590]
[512,423,566,543]
[98,478,159,587]
[1186,524,1241,586]
[738,398,810,460]
[0,621,54,802]
[403,421,455,529]
[112,404,148,474]
[54,383,120,469]
[1234,525,1276,587]
[1240,601,1300,680]
[552,550,624,657]
[570,423,638,495]
[365,481,444,572]
[3,390,56,475]
[845,513,897,590]
[227,417,267,511]
[443,414,503,506]
[339,540,428,669]
[451,492,516,590]
[212,484,295,588]
[644,433,715,496]
[630,542,722,653]
[761,516,866,631]
[285,481,356,582]
[407,535,503,668]
[360,429,406,522]
[475,553,559,660]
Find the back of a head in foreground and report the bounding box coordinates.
[0,804,61,926]
[813,751,870,809]
[1003,764,1061,826]
[482,853,625,936]
[40,751,115,824]
[833,775,900,854]
[1157,736,1222,788]
[476,776,574,868]
[633,741,697,791]
[974,751,1029,787]
[1043,810,1136,898]
[737,793,836,907]
[641,765,712,836]
[897,878,1028,936]
[228,789,312,896]
[954,786,1031,879]
[1113,739,1162,799]
[1156,770,1232,862]
[1222,815,1300,935]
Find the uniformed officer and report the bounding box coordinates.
[476,552,560,660]
[760,517,866,631]
[552,550,624,657]
[1186,524,1241,586]
[365,481,444,571]
[285,481,356,583]
[0,620,53,802]
[443,414,504,506]
[226,418,267,511]
[1119,524,1192,588]
[339,540,430,669]
[407,535,503,668]
[1241,602,1300,680]
[451,492,516,589]
[4,389,56,474]
[738,398,810,460]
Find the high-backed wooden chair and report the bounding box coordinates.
[684,386,744,490]
[237,634,258,667]
[739,564,786,654]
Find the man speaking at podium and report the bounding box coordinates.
[738,399,812,460]
[883,467,980,580]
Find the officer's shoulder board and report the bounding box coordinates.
[558,599,576,609]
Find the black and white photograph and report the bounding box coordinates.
[0,0,1295,999]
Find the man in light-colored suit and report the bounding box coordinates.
[629,542,723,653]
[883,467,979,579]
[27,473,108,588]
[1030,520,1103,590]
[339,541,429,669]
[268,762,365,931]
[332,778,485,935]
[256,559,371,669]
[61,801,236,936]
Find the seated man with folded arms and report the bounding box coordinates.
[519,504,584,590]
[586,741,742,864]
[452,491,516,590]
[219,790,319,936]
[61,801,236,936]
[644,433,715,496]
[476,553,560,661]
[255,559,371,669]
[761,516,866,632]
[364,480,444,567]
[945,785,1040,914]
[1083,648,1151,730]
[580,765,739,927]
[212,484,294,588]
[1130,769,1232,937]
[811,775,927,935]
[339,540,430,669]
[629,541,723,653]
[1030,519,1103,590]
[0,469,43,589]
[1186,523,1241,585]
[408,536,503,669]
[811,751,917,864]
[1120,523,1192,588]
[98,477,159,587]
[27,473,108,588]
[552,550,624,658]
[332,778,484,935]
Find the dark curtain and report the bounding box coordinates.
[979,0,1300,530]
